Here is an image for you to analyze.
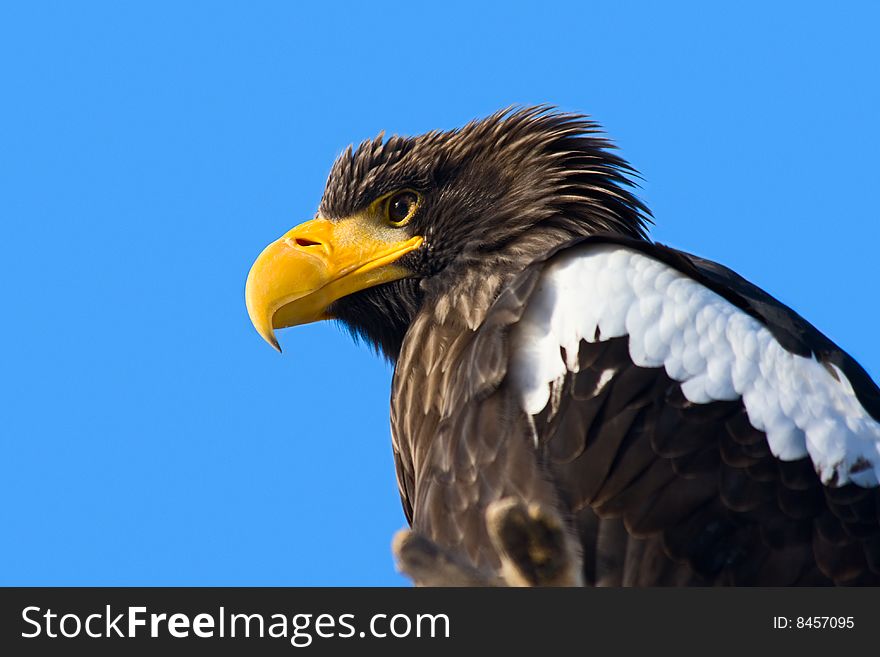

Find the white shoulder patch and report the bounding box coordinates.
[508,244,880,487]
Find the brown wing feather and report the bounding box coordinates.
[532,334,880,585]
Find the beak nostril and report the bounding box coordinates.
[294,237,321,248]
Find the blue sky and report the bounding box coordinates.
[1,2,877,585]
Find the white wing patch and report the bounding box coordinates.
[508,244,880,487]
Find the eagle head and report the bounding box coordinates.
[245,107,649,358]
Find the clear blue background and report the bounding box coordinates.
[1,2,877,585]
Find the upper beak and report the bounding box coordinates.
[245,216,423,351]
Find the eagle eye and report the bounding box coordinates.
[386,190,420,226]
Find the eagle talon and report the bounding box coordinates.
[392,529,504,587]
[487,499,583,587]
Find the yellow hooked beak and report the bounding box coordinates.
[245,216,423,352]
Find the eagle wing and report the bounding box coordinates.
[508,236,880,585]
[392,235,880,585]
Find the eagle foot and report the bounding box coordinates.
[486,498,583,587]
[392,498,582,587]
[392,529,505,586]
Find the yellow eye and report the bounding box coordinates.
[386,190,420,226]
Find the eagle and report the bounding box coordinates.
[245,107,880,586]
